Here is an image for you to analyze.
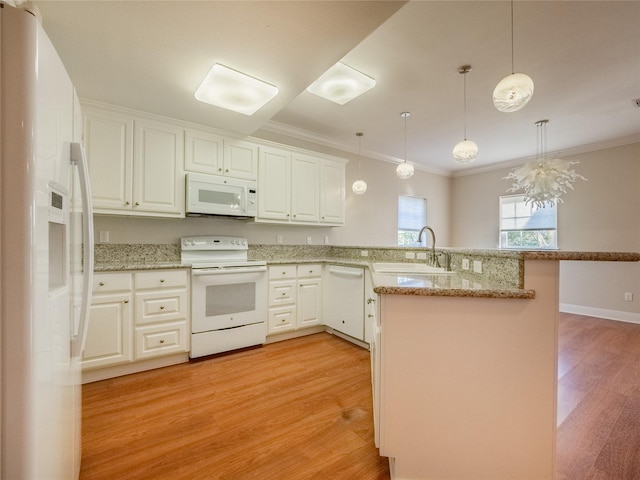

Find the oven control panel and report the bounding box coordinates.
[181,236,248,251]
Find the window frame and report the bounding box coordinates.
[398,195,427,247]
[499,194,558,250]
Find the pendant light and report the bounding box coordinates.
[493,0,534,113]
[351,132,368,195]
[452,65,478,163]
[396,112,414,179]
[504,120,586,207]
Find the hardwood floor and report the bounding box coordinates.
[80,313,640,480]
[80,333,389,480]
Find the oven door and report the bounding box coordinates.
[191,267,267,333]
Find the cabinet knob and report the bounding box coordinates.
[218,168,222,172]
[99,281,105,286]
[160,305,165,310]
[125,201,130,206]
[368,314,374,318]
[159,339,165,344]
[367,298,376,304]
[160,279,165,283]
[281,292,286,296]
[135,202,140,206]
[225,169,229,173]
[124,299,129,304]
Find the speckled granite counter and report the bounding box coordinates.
[94,243,640,297]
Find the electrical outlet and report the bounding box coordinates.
[361,250,369,257]
[306,236,312,245]
[405,251,416,259]
[99,231,110,243]
[276,235,283,244]
[625,292,634,302]
[473,260,483,274]
[324,235,330,245]
[461,258,470,270]
[417,252,427,260]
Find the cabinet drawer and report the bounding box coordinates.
[268,280,296,306]
[92,273,133,294]
[268,306,296,334]
[135,290,187,324]
[135,270,187,290]
[297,264,322,278]
[134,321,188,360]
[268,265,297,280]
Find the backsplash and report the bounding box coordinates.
[94,243,524,288]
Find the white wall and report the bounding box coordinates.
[94,130,451,247]
[451,142,640,320]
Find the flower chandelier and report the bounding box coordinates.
[504,120,586,208]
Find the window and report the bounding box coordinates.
[398,195,426,246]
[499,195,557,249]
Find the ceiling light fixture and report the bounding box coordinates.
[505,119,586,208]
[195,64,279,116]
[306,62,376,105]
[396,112,415,179]
[352,132,368,195]
[452,65,478,163]
[493,0,534,113]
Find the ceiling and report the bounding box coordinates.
[34,0,640,176]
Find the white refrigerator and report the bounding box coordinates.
[1,3,93,479]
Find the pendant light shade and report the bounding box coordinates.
[493,0,534,113]
[351,132,368,194]
[453,65,478,163]
[493,73,534,113]
[396,112,414,179]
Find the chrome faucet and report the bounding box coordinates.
[417,226,440,268]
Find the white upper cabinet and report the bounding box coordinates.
[134,119,184,216]
[83,103,184,217]
[258,146,291,221]
[319,159,345,225]
[185,128,258,180]
[257,145,346,226]
[83,107,134,211]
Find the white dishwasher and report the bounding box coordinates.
[323,265,365,340]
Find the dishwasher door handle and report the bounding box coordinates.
[192,266,267,276]
[327,267,363,278]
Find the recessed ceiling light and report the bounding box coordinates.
[306,62,376,105]
[195,64,278,116]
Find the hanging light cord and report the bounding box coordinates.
[510,0,515,74]
[403,112,408,162]
[356,132,363,175]
[463,70,468,140]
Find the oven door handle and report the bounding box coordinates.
[192,266,267,275]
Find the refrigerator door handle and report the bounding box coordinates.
[70,142,94,358]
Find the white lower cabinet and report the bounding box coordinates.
[81,269,189,372]
[81,273,133,369]
[267,264,322,335]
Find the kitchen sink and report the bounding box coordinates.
[372,262,455,275]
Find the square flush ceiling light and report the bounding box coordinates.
[306,62,376,105]
[195,64,279,116]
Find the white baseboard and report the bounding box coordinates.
[559,303,640,325]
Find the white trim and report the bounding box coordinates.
[559,303,640,325]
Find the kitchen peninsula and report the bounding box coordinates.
[371,250,640,480]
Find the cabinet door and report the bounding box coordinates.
[184,128,223,175]
[81,293,133,370]
[297,279,322,328]
[291,153,319,223]
[258,146,291,221]
[134,119,184,215]
[83,107,133,211]
[224,139,258,180]
[319,159,345,225]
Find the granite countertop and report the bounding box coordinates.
[94,248,640,299]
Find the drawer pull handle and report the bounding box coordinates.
[160,305,165,310]
[99,281,105,286]
[368,314,374,318]
[159,339,165,344]
[124,299,129,304]
[367,298,376,304]
[281,292,286,296]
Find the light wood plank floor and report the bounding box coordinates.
[81,313,640,480]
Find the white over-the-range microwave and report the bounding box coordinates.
[185,172,257,217]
